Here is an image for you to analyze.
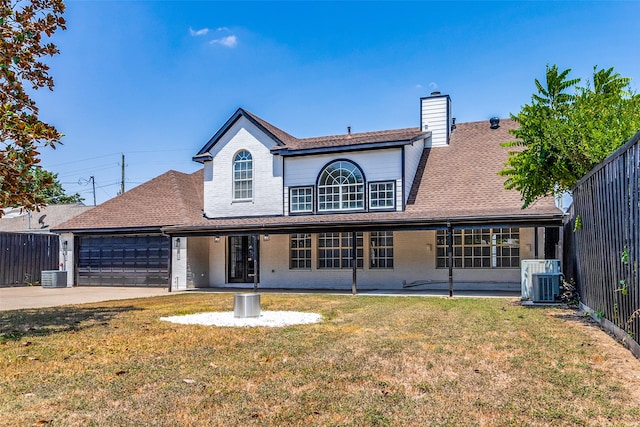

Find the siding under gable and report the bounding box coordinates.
[284,148,403,214]
[284,148,403,187]
[403,139,425,204]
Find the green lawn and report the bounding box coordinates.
[1,293,639,426]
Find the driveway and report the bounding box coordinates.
[0,286,170,311]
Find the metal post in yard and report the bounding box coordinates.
[352,231,357,295]
[447,222,454,297]
[253,235,258,293]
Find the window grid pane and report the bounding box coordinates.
[318,232,363,269]
[370,231,394,268]
[318,161,364,211]
[436,228,520,269]
[369,182,395,209]
[290,234,312,269]
[290,187,313,213]
[233,151,253,200]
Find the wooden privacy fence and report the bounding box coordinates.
[0,232,60,287]
[566,130,640,352]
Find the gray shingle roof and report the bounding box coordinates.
[54,114,562,234]
[53,170,203,232]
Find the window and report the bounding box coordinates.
[290,187,313,213]
[369,181,395,210]
[318,232,363,269]
[370,231,393,268]
[290,234,312,269]
[436,228,520,268]
[317,161,364,211]
[233,150,252,200]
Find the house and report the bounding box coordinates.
[53,93,564,292]
[0,204,92,234]
[0,204,93,286]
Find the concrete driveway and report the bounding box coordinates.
[0,286,170,311]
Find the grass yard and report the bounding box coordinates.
[1,293,640,426]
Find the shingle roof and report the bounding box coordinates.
[52,169,203,232]
[195,109,426,159]
[55,116,563,234]
[405,118,558,218]
[273,127,426,153]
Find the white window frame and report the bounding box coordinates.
[317,161,365,212]
[289,187,314,214]
[232,150,253,201]
[368,181,395,210]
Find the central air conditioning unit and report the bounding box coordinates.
[521,259,561,300]
[532,273,562,303]
[41,270,68,288]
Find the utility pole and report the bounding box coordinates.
[120,153,125,195]
[90,176,96,206]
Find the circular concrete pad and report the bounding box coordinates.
[160,311,322,327]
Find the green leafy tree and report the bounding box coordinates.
[0,0,66,215]
[501,65,640,208]
[30,166,82,204]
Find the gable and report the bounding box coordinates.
[193,108,292,162]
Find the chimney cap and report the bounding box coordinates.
[489,117,500,129]
[430,91,441,96]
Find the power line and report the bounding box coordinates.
[46,148,194,168]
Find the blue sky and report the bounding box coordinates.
[35,1,640,205]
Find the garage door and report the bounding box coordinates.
[77,235,169,287]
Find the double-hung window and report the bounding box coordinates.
[290,234,312,269]
[233,150,252,200]
[370,231,394,268]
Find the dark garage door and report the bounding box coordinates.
[77,235,169,287]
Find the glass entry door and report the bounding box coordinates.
[228,236,258,283]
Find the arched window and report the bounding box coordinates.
[233,150,253,200]
[317,160,364,211]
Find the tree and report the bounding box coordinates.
[500,65,640,208]
[30,166,82,204]
[0,0,66,215]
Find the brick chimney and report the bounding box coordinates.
[420,92,452,147]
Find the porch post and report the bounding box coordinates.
[351,231,357,295]
[534,226,539,259]
[447,222,453,297]
[253,235,258,292]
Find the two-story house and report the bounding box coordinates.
[54,93,564,292]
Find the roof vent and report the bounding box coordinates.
[430,91,441,96]
[489,117,500,129]
[347,126,352,136]
[450,117,457,132]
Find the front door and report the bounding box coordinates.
[228,236,258,283]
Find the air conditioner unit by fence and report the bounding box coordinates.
[521,259,561,300]
[41,270,68,288]
[532,273,562,303]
